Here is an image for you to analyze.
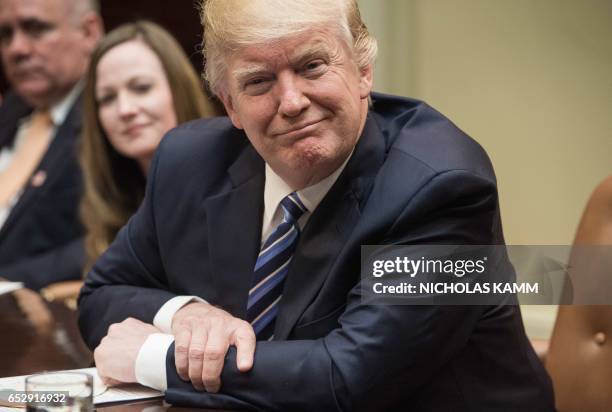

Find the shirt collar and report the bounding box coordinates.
[48,81,83,126]
[263,150,354,225]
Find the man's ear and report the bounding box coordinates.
[80,12,104,51]
[219,92,243,130]
[359,64,374,98]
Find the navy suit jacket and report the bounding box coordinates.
[79,93,554,411]
[0,92,85,290]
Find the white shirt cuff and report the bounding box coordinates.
[153,295,207,333]
[135,333,175,391]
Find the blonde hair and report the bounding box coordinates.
[80,21,222,271]
[200,0,377,96]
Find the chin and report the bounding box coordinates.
[291,140,327,164]
[289,144,344,177]
[16,86,50,105]
[115,146,150,160]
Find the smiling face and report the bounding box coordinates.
[0,0,100,108]
[219,27,373,190]
[95,40,177,174]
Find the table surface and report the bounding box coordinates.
[0,290,91,377]
[0,291,236,412]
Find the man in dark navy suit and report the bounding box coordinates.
[0,0,103,289]
[81,0,555,410]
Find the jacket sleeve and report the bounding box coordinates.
[164,170,501,412]
[77,146,176,349]
[0,238,85,290]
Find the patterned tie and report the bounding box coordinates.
[247,192,307,340]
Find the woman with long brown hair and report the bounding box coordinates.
[80,21,221,270]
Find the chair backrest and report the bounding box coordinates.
[545,176,612,412]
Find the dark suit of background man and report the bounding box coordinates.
[0,0,103,290]
[80,0,555,410]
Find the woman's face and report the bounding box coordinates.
[95,40,177,173]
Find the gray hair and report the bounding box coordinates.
[67,0,100,23]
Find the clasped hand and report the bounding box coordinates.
[171,302,255,392]
[94,302,256,393]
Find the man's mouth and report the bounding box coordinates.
[11,67,44,80]
[273,119,324,138]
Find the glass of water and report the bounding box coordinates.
[25,372,93,412]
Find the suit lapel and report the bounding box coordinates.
[0,94,32,241]
[205,145,265,318]
[0,98,82,239]
[274,115,387,339]
[0,92,31,149]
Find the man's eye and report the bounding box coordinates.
[246,78,266,86]
[243,78,272,95]
[306,61,322,70]
[22,20,53,39]
[302,60,326,76]
[0,27,13,44]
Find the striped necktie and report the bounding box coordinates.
[247,192,307,340]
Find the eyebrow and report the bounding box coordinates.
[232,64,270,84]
[231,42,332,84]
[95,74,155,93]
[291,43,331,67]
[18,17,55,32]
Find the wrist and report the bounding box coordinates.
[171,301,214,330]
[154,296,207,333]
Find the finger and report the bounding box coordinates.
[174,328,192,381]
[93,339,109,370]
[202,327,229,393]
[107,323,120,336]
[188,327,208,391]
[233,322,256,372]
[101,377,122,387]
[99,376,113,386]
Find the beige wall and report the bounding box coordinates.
[359,0,612,337]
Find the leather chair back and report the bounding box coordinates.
[545,177,612,412]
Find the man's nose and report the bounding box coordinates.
[117,92,137,118]
[5,30,33,59]
[276,73,310,118]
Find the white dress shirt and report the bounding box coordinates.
[135,154,353,391]
[0,84,82,229]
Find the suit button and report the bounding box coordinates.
[594,332,606,345]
